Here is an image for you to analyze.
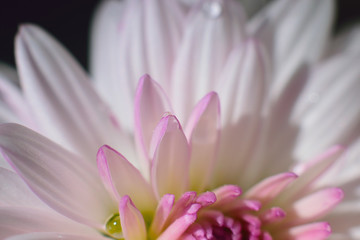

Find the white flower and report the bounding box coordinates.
[0,0,359,239]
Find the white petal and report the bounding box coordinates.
[0,167,47,208]
[0,124,116,227]
[90,0,125,105]
[0,207,93,239]
[151,115,190,199]
[291,53,360,161]
[185,92,220,192]
[213,39,266,187]
[89,0,136,134]
[142,0,185,88]
[0,71,36,127]
[15,24,127,160]
[171,0,246,121]
[252,67,309,179]
[103,0,184,131]
[249,0,335,96]
[6,233,106,240]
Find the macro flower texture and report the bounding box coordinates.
[0,0,360,239]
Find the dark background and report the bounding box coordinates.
[0,0,359,71]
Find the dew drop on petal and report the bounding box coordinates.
[202,0,223,19]
[307,92,321,104]
[105,213,123,239]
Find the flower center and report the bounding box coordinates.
[188,209,273,240]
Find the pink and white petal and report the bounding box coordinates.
[218,39,267,124]
[157,213,197,240]
[289,188,343,225]
[149,194,175,238]
[325,201,360,238]
[90,0,125,107]
[277,222,332,240]
[291,53,360,162]
[245,172,298,203]
[151,115,190,199]
[213,39,266,187]
[6,232,107,240]
[135,75,172,172]
[108,0,184,131]
[0,124,116,228]
[185,92,220,192]
[97,145,157,213]
[0,103,21,124]
[211,185,242,208]
[255,66,309,179]
[15,24,130,160]
[119,196,147,240]
[0,207,94,239]
[279,146,344,201]
[0,154,12,171]
[171,0,246,121]
[327,138,360,187]
[249,0,335,96]
[0,69,36,128]
[143,0,185,88]
[0,167,48,209]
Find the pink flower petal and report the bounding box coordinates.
[150,115,190,199]
[97,145,156,213]
[149,194,175,238]
[135,75,172,173]
[245,172,298,203]
[211,185,242,208]
[284,222,332,240]
[291,188,344,224]
[260,207,286,224]
[283,146,344,200]
[0,124,115,228]
[185,92,220,192]
[119,196,147,240]
[157,212,197,240]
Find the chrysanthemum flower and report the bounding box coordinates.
[0,0,359,239]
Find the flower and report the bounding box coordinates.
[0,0,359,239]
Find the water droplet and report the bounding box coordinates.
[105,214,123,239]
[202,0,223,19]
[307,92,320,104]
